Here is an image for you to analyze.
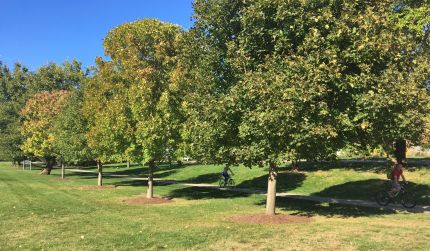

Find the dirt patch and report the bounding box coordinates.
[229,213,312,225]
[77,185,116,190]
[123,196,174,205]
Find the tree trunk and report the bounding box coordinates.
[97,161,103,186]
[266,162,278,216]
[394,139,406,163]
[127,160,130,169]
[40,158,55,175]
[29,160,32,171]
[61,163,65,180]
[22,161,25,170]
[147,160,155,198]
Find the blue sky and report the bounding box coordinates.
[0,0,194,71]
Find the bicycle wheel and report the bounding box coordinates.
[401,192,417,208]
[375,190,390,206]
[219,178,226,187]
[227,178,235,187]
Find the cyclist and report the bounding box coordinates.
[389,161,407,197]
[221,164,234,183]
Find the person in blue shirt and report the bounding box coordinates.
[221,164,234,183]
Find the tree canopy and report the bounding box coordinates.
[103,18,184,164]
[20,90,70,173]
[51,89,92,164]
[182,0,430,214]
[0,62,31,162]
[83,19,184,193]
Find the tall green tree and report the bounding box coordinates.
[51,89,93,178]
[389,0,430,148]
[100,18,183,197]
[83,59,136,186]
[0,62,31,163]
[183,0,430,215]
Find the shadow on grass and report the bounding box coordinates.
[63,172,97,179]
[168,186,252,199]
[64,169,178,180]
[101,162,187,176]
[312,179,430,206]
[294,158,430,173]
[167,172,306,200]
[108,168,179,179]
[237,171,306,192]
[270,197,397,217]
[182,171,306,193]
[185,172,221,183]
[113,179,174,187]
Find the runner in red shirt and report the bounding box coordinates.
[389,162,407,196]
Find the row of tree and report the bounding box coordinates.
[1,0,429,215]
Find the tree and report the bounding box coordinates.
[83,59,137,186]
[183,0,430,215]
[1,60,86,165]
[389,0,430,149]
[51,89,93,178]
[0,62,31,163]
[28,60,85,94]
[99,18,184,197]
[21,90,70,174]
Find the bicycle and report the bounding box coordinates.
[375,182,416,208]
[219,176,235,187]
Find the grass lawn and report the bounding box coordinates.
[1,161,430,250]
[66,159,430,205]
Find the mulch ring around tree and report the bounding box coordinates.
[77,185,116,190]
[122,196,174,205]
[229,213,312,225]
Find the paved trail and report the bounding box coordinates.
[67,168,430,214]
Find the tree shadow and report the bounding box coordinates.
[168,186,252,200]
[112,179,174,187]
[64,170,178,181]
[167,171,306,200]
[312,179,430,206]
[107,168,145,176]
[63,172,97,179]
[296,159,389,173]
[185,172,221,183]
[107,163,187,176]
[401,158,430,172]
[181,171,306,193]
[294,158,430,173]
[237,171,306,192]
[105,168,179,178]
[269,197,397,217]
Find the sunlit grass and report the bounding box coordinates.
[1,161,430,250]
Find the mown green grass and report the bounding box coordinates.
[63,159,430,205]
[1,161,430,250]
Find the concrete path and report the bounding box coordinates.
[67,168,430,214]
